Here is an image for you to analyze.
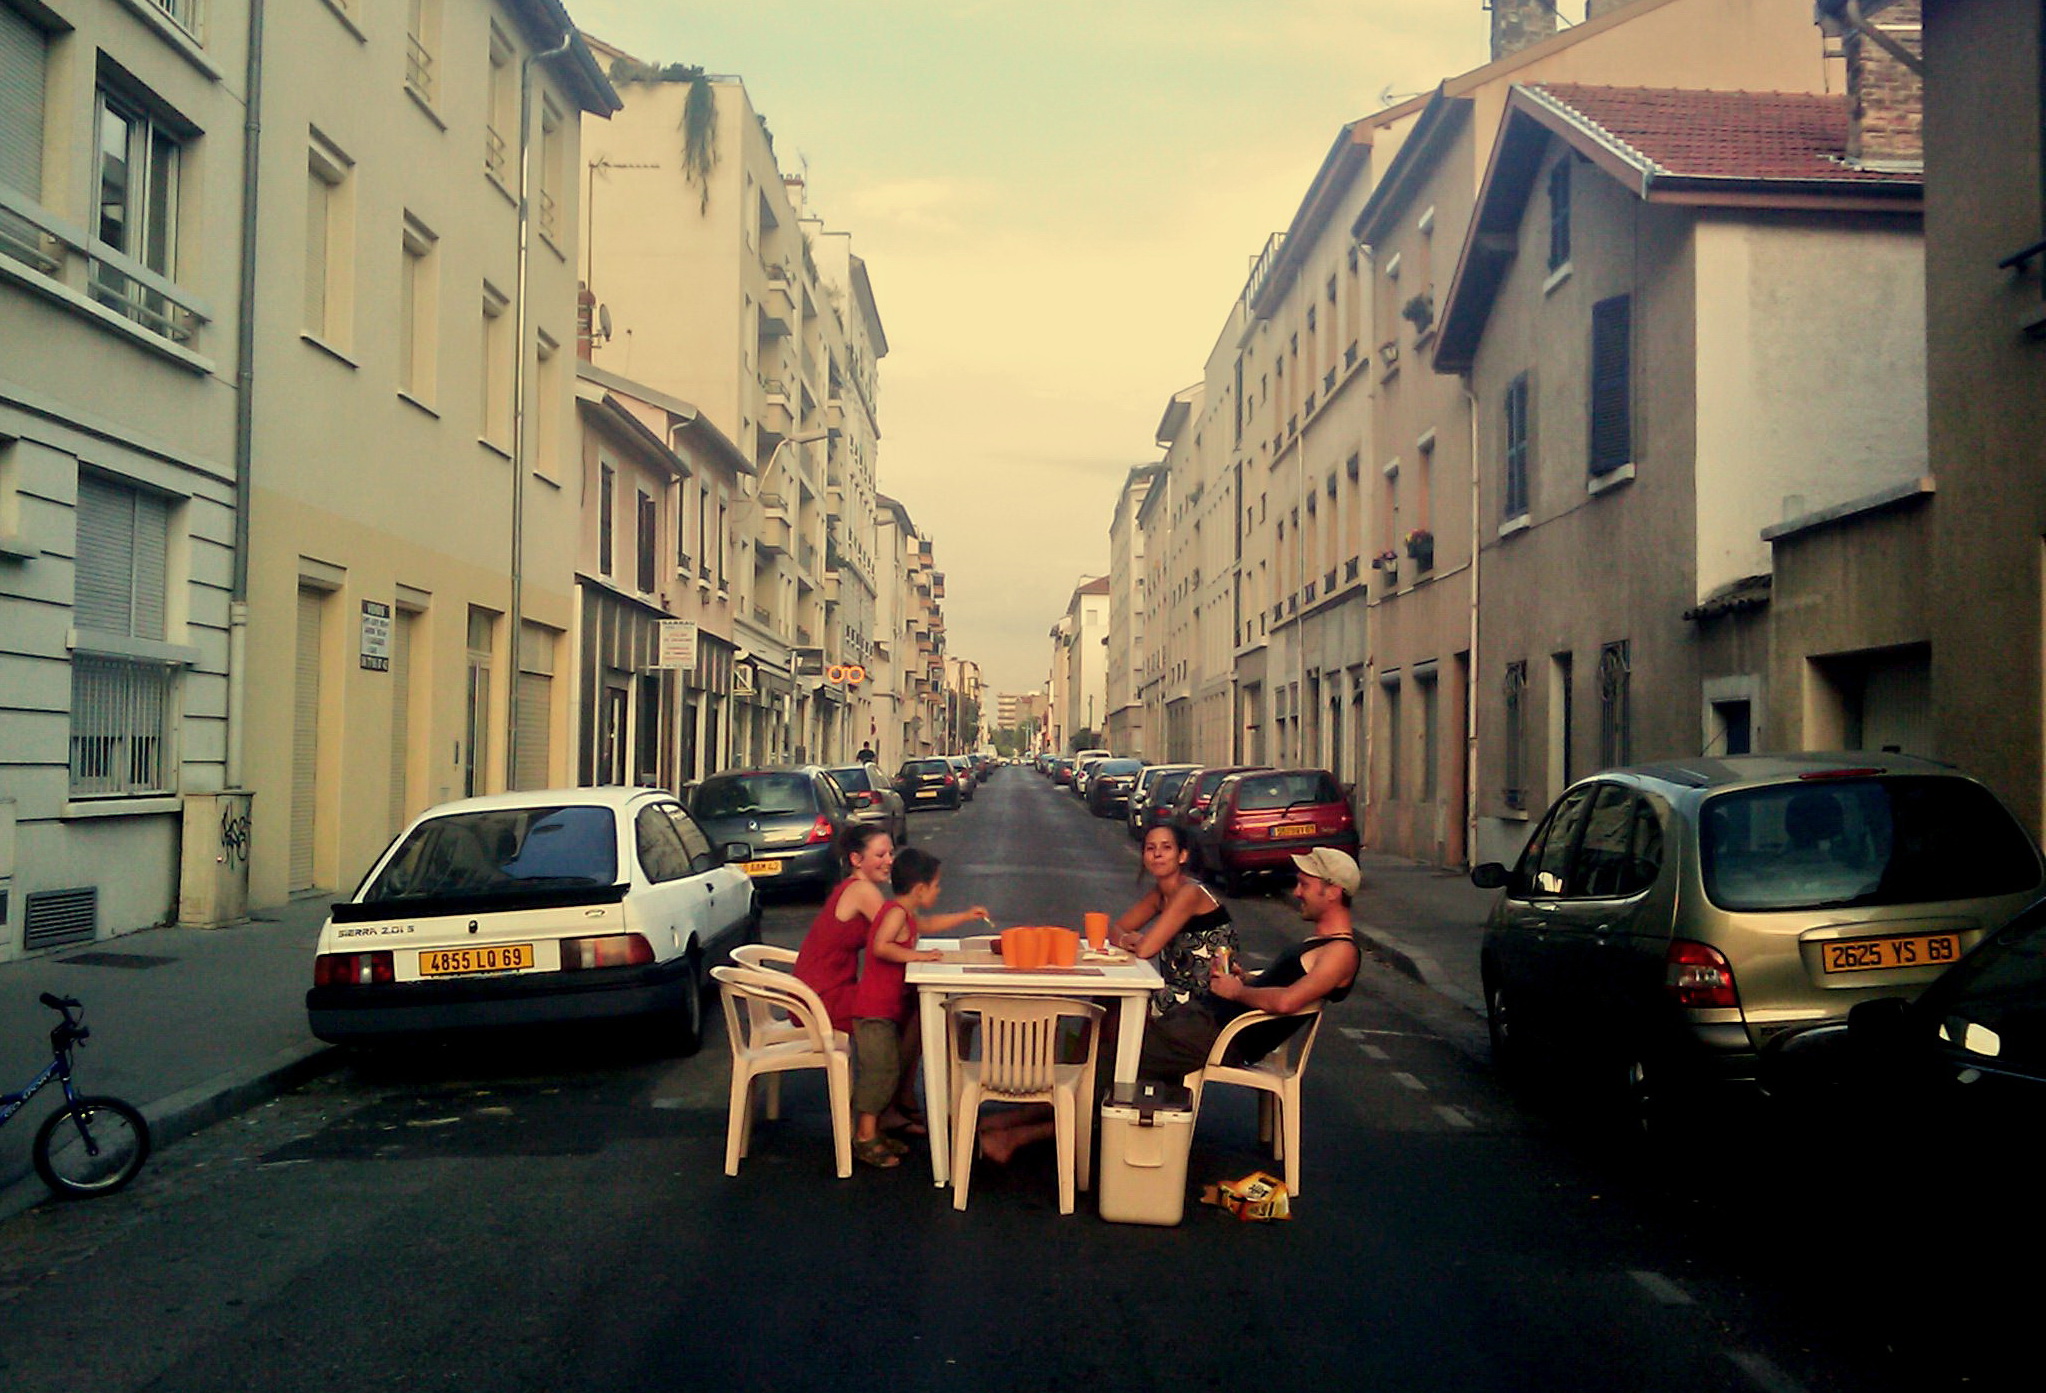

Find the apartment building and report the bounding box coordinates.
[579,47,886,770]
[1104,463,1161,755]
[237,0,615,909]
[1435,80,1924,864]
[873,493,943,766]
[571,360,751,788]
[1048,576,1109,751]
[0,0,251,953]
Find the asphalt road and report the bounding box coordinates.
[0,771,2028,1392]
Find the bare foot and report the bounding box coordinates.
[978,1126,1023,1165]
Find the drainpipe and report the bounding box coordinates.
[1464,380,1481,868]
[226,0,267,790]
[506,30,576,787]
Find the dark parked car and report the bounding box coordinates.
[1164,765,1270,862]
[1128,764,1199,839]
[689,766,854,897]
[1085,758,1146,818]
[825,763,909,846]
[1051,757,1075,787]
[1472,753,2045,1124]
[1194,768,1358,896]
[897,757,962,810]
[946,754,977,801]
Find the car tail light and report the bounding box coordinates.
[852,791,875,807]
[943,774,956,787]
[1665,939,1739,1009]
[805,815,835,844]
[314,951,394,987]
[559,934,655,971]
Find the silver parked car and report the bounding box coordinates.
[826,762,910,846]
[1472,753,2046,1120]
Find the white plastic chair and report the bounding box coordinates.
[1182,1003,1325,1197]
[731,943,798,971]
[711,964,853,1179]
[947,995,1104,1214]
[727,943,833,1095]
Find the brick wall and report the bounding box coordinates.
[1847,0,1923,165]
[1490,0,1558,61]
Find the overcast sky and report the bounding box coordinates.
[572,0,1506,695]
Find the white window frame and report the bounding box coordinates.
[399,212,437,403]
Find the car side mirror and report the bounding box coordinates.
[1469,862,1509,890]
[1847,996,1912,1053]
[721,842,752,865]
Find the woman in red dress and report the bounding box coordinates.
[793,824,895,1032]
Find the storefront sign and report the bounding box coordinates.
[657,620,698,670]
[359,600,392,671]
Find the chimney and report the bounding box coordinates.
[1585,0,1630,17]
[1844,0,1923,166]
[1490,0,1558,61]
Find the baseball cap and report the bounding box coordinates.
[1291,847,1362,896]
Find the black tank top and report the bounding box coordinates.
[1217,933,1360,1064]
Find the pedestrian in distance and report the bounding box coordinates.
[849,847,991,1168]
[855,743,877,764]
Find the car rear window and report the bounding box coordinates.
[365,805,618,903]
[1153,770,1193,803]
[1096,759,1142,777]
[903,759,951,776]
[1700,776,2042,912]
[827,766,873,793]
[1234,772,1342,811]
[694,774,816,819]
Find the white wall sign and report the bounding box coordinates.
[657,619,698,670]
[360,600,392,671]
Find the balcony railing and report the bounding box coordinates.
[797,538,816,572]
[1325,568,1338,593]
[1344,557,1360,583]
[0,185,210,349]
[406,35,436,104]
[538,189,559,242]
[146,0,201,37]
[484,126,507,182]
[753,605,772,627]
[796,625,812,646]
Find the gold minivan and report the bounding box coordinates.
[1472,753,2045,1118]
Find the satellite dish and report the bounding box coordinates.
[597,303,614,341]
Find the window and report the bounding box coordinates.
[1384,681,1402,800]
[1503,661,1528,811]
[92,84,187,341]
[534,331,560,477]
[1420,672,1439,801]
[70,473,176,797]
[0,3,48,202]
[485,29,512,182]
[405,0,440,106]
[636,488,657,593]
[464,608,494,797]
[538,100,563,244]
[481,283,510,448]
[1550,651,1574,790]
[1503,373,1530,520]
[598,462,614,577]
[635,805,692,883]
[1547,157,1571,272]
[514,622,553,792]
[304,131,353,346]
[1598,640,1631,769]
[1569,784,1662,899]
[399,214,437,400]
[1589,295,1632,477]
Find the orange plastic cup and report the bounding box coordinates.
[1000,928,1024,967]
[1048,927,1079,968]
[1084,912,1110,950]
[1020,927,1050,970]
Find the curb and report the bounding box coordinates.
[0,1040,340,1225]
[1352,919,1484,1018]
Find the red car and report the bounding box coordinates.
[1164,765,1270,862]
[1193,768,1358,896]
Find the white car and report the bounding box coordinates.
[306,787,757,1053]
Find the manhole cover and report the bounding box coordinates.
[57,951,178,970]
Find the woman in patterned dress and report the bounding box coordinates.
[1115,822,1240,1015]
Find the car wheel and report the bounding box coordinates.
[1614,1046,1676,1140]
[647,950,705,1059]
[1484,974,1523,1082]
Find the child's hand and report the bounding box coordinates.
[920,949,946,963]
[968,905,992,923]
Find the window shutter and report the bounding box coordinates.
[75,475,136,636]
[1589,295,1632,477]
[0,3,45,198]
[131,489,168,640]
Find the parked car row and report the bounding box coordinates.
[1033,751,1361,896]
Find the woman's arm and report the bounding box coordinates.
[1209,940,1358,1015]
[1110,888,1164,950]
[924,905,992,934]
[837,878,885,922]
[869,905,943,964]
[1127,882,1213,960]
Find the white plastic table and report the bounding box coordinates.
[907,941,1164,1187]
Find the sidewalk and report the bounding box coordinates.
[1348,850,1498,1015]
[0,897,337,1221]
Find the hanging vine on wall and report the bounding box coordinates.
[607,58,719,213]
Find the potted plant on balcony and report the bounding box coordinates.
[1373,548,1400,580]
[1404,528,1435,570]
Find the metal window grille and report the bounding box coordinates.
[69,656,175,796]
[1504,374,1530,519]
[1502,661,1527,810]
[405,34,436,102]
[1598,641,1631,769]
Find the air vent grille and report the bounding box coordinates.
[25,887,97,950]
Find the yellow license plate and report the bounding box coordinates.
[1821,933,1963,973]
[418,944,535,977]
[1270,823,1319,839]
[742,860,783,877]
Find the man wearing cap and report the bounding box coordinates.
[1136,847,1364,1080]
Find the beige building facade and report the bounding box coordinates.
[1103,463,1159,755]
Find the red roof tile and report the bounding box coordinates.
[1528,84,1919,185]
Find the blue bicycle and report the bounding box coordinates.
[1,994,149,1198]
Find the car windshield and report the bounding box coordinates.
[1154,770,1193,802]
[1234,772,1341,811]
[827,766,872,792]
[1700,776,2042,912]
[1096,759,1142,777]
[365,805,618,902]
[904,759,951,776]
[694,774,815,819]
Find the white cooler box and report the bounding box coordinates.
[1096,1080,1196,1226]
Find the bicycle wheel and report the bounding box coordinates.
[33,1095,150,1198]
